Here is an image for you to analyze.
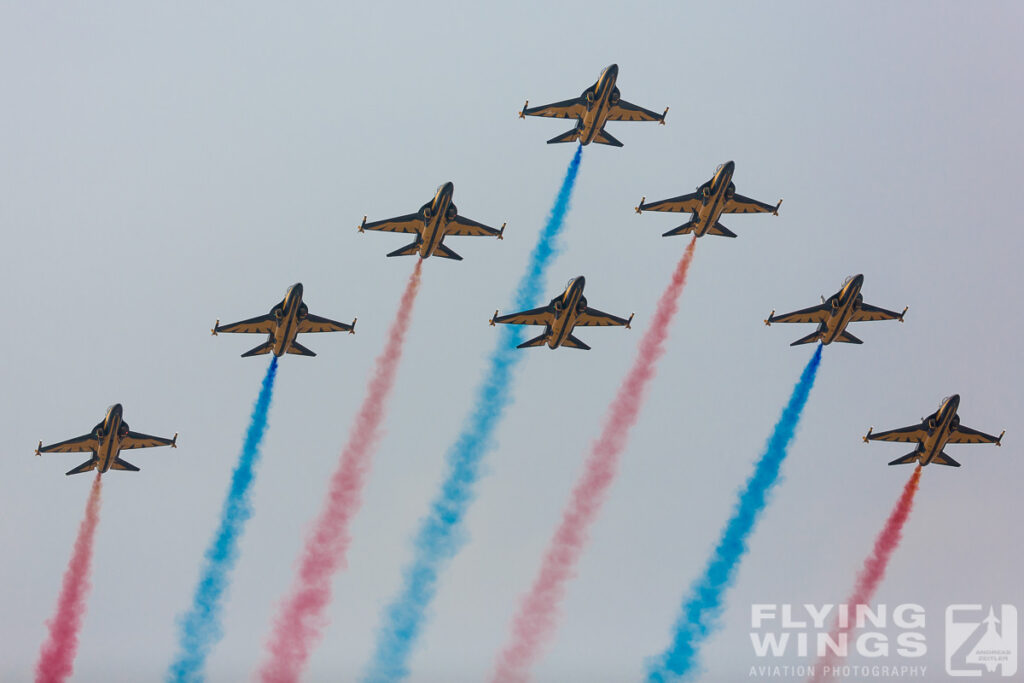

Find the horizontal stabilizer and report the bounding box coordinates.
[835,330,863,344]
[285,341,317,357]
[112,457,140,472]
[931,451,961,467]
[432,242,463,261]
[790,330,822,346]
[66,458,98,476]
[592,128,623,147]
[708,222,737,238]
[888,451,921,466]
[561,334,592,350]
[547,127,581,145]
[663,220,698,237]
[241,340,275,357]
[517,332,549,349]
[386,241,421,258]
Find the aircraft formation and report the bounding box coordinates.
[28,61,1008,682]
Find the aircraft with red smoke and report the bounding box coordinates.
[36,403,177,475]
[864,394,1005,467]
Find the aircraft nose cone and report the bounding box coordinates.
[723,160,735,171]
[576,275,586,289]
[950,393,960,403]
[292,282,303,296]
[605,64,618,76]
[442,181,454,193]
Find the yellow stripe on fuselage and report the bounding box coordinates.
[97,414,121,473]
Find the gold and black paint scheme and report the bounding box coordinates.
[36,403,177,476]
[359,181,505,260]
[212,283,355,358]
[864,394,1005,467]
[635,160,781,238]
[519,64,667,147]
[490,276,633,350]
[765,274,906,346]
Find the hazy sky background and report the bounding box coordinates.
[1,2,1021,681]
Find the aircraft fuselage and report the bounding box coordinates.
[93,403,129,474]
[417,182,456,258]
[914,395,961,465]
[269,283,307,356]
[691,161,737,236]
[577,65,619,145]
[545,277,587,348]
[817,274,864,344]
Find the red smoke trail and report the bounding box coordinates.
[810,465,923,683]
[259,260,423,683]
[493,238,698,683]
[35,474,104,683]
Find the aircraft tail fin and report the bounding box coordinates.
[790,330,823,346]
[663,220,698,237]
[517,332,550,349]
[386,241,421,258]
[592,128,623,147]
[561,334,592,350]
[888,451,922,466]
[66,458,98,476]
[241,340,275,357]
[111,457,140,472]
[431,242,464,261]
[285,341,317,357]
[931,451,962,467]
[547,127,581,145]
[835,330,863,344]
[708,221,737,238]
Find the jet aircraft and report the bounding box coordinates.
[359,181,505,260]
[212,282,355,357]
[490,276,633,350]
[764,274,906,345]
[36,403,177,476]
[635,161,781,238]
[519,64,668,147]
[864,394,1004,467]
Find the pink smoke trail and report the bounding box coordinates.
[35,474,104,683]
[810,465,923,683]
[259,259,423,683]
[493,237,699,683]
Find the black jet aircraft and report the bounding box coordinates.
[212,282,355,357]
[490,276,633,349]
[635,161,781,238]
[765,275,906,345]
[864,394,1005,467]
[519,64,668,147]
[36,403,177,476]
[359,181,505,260]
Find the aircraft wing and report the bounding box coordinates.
[446,215,504,238]
[866,424,928,443]
[608,100,666,122]
[298,313,354,334]
[768,304,829,324]
[37,433,98,454]
[638,193,702,214]
[122,431,176,449]
[851,303,905,322]
[947,425,1003,445]
[522,97,587,120]
[725,193,779,214]
[360,213,422,234]
[576,307,631,327]
[492,306,555,327]
[215,314,276,334]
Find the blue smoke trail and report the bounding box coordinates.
[363,146,583,683]
[645,344,823,682]
[167,357,279,683]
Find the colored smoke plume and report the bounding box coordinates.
[35,474,104,683]
[645,344,824,682]
[809,466,923,683]
[167,356,279,682]
[258,259,423,683]
[492,237,698,683]
[362,146,583,683]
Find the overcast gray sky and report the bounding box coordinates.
[1,2,1021,681]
